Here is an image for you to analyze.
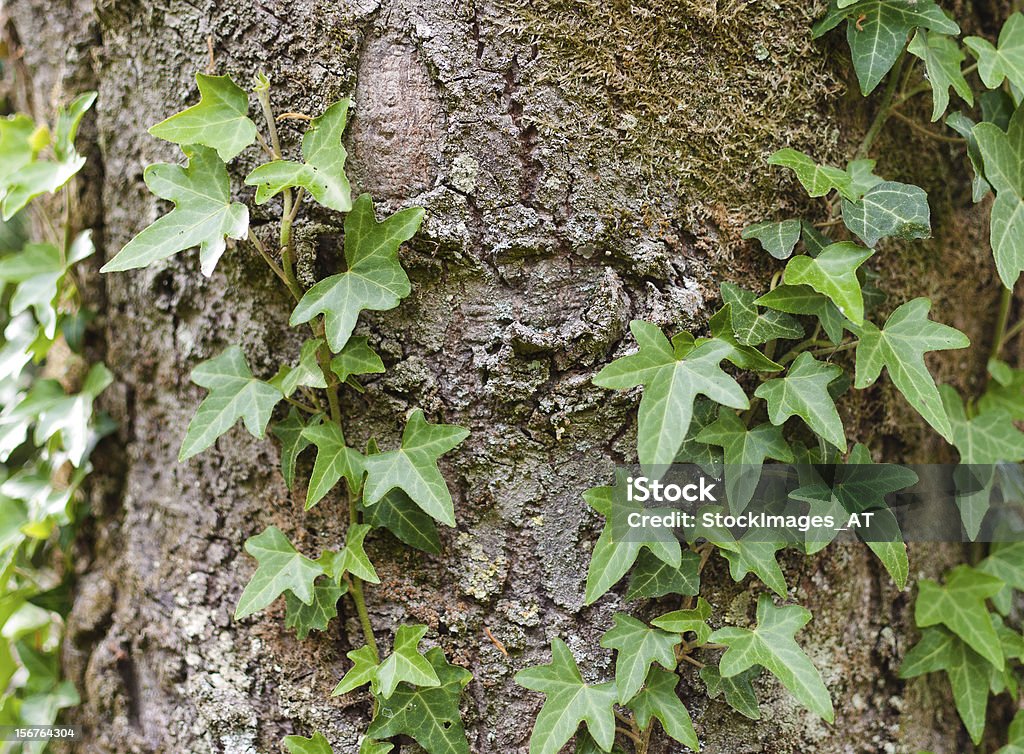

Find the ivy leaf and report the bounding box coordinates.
[710,594,834,722]
[755,352,846,451]
[965,13,1024,92]
[741,219,801,260]
[782,243,873,325]
[331,523,380,584]
[332,645,379,696]
[718,538,788,597]
[235,526,324,619]
[701,664,761,720]
[100,145,249,277]
[908,31,972,121]
[627,667,699,751]
[179,346,283,461]
[362,410,468,527]
[978,542,1024,615]
[853,298,970,442]
[652,597,713,646]
[279,338,328,396]
[915,565,1004,669]
[245,100,352,212]
[283,732,334,754]
[980,359,1024,419]
[946,112,991,203]
[359,740,394,754]
[375,624,441,699]
[841,181,931,247]
[583,486,682,604]
[941,385,1024,464]
[515,638,617,754]
[284,577,346,640]
[360,489,441,554]
[768,149,857,199]
[625,549,700,600]
[697,410,795,512]
[594,321,748,467]
[272,409,318,490]
[720,283,803,345]
[674,398,725,474]
[755,284,849,345]
[365,648,471,754]
[0,239,92,338]
[707,306,784,373]
[599,614,679,703]
[302,422,365,509]
[148,73,256,161]
[0,114,43,190]
[290,194,423,352]
[813,1,960,95]
[974,103,1024,288]
[331,336,386,384]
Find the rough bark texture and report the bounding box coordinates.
[3,0,1012,752]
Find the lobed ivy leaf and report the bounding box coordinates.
[710,594,834,722]
[965,13,1024,92]
[593,321,748,468]
[720,283,803,346]
[290,194,423,352]
[179,346,283,461]
[782,242,873,325]
[279,338,328,396]
[974,103,1024,288]
[303,422,365,509]
[707,306,784,373]
[359,489,441,554]
[148,73,256,161]
[907,31,973,122]
[245,100,352,211]
[755,352,846,451]
[515,638,617,754]
[0,115,43,191]
[272,409,318,489]
[755,284,849,344]
[599,613,679,703]
[853,298,969,442]
[652,596,713,646]
[625,549,700,600]
[235,526,324,619]
[375,624,441,699]
[362,410,469,527]
[283,732,334,754]
[841,181,931,248]
[718,538,788,597]
[331,336,386,384]
[915,565,1004,670]
[768,149,863,200]
[941,385,1024,465]
[332,645,379,697]
[945,112,991,203]
[741,219,801,260]
[978,542,1024,615]
[284,577,345,640]
[700,664,762,720]
[627,667,699,751]
[100,145,249,277]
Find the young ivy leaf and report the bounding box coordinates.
[0,114,44,190]
[700,664,762,720]
[148,73,257,161]
[290,194,423,352]
[0,238,92,339]
[974,103,1024,288]
[907,30,973,122]
[272,409,319,490]
[284,577,346,640]
[330,336,386,384]
[245,100,352,212]
[709,594,834,722]
[179,346,283,461]
[965,13,1024,93]
[374,624,441,699]
[362,410,469,527]
[593,321,748,468]
[302,422,365,509]
[625,549,700,600]
[283,732,334,754]
[755,352,846,452]
[719,537,788,597]
[720,283,803,346]
[235,526,324,619]
[279,338,328,397]
[853,297,969,442]
[324,523,380,585]
[741,219,801,260]
[841,181,931,248]
[768,149,856,199]
[627,667,699,751]
[782,242,873,325]
[100,145,249,277]
[332,645,379,697]
[365,648,472,754]
[755,284,849,345]
[652,596,713,646]
[941,385,1024,464]
[598,613,679,703]
[914,565,1005,670]
[515,638,618,754]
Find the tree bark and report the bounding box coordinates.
[2,0,1005,752]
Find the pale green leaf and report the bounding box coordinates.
[331,336,386,383]
[303,422,365,509]
[627,666,698,751]
[975,103,1024,287]
[978,542,1024,615]
[149,73,256,161]
[599,613,678,702]
[235,526,324,619]
[741,219,801,260]
[782,242,873,325]
[332,645,379,696]
[375,624,441,699]
[652,597,713,646]
[279,338,328,396]
[915,565,1004,669]
[908,30,972,121]
[965,13,1024,92]
[755,352,846,451]
[946,112,992,203]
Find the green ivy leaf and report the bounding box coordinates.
[235,526,324,619]
[710,594,834,722]
[625,549,700,600]
[841,181,931,247]
[853,298,969,442]
[700,664,762,720]
[283,732,334,754]
[946,112,991,203]
[515,638,617,754]
[284,577,345,640]
[302,422,365,509]
[245,100,352,212]
[707,306,784,372]
[0,115,43,191]
[324,523,380,584]
[978,542,1024,615]
[782,243,873,325]
[942,385,1024,464]
[331,336,386,384]
[741,219,801,260]
[179,346,283,461]
[148,74,256,161]
[100,145,249,277]
[362,410,468,527]
[980,360,1024,419]
[974,103,1024,288]
[907,31,972,121]
[279,338,328,396]
[360,489,442,554]
[915,565,1004,669]
[755,352,846,451]
[272,409,318,490]
[755,284,849,344]
[28,362,112,468]
[768,149,858,199]
[718,537,788,597]
[627,666,699,751]
[290,194,423,352]
[365,648,471,754]
[652,596,713,646]
[332,645,379,696]
[359,740,394,754]
[965,13,1024,92]
[996,710,1024,754]
[594,321,748,467]
[721,283,803,345]
[599,613,679,703]
[375,624,441,699]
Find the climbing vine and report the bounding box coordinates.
[514,3,1024,754]
[100,73,471,753]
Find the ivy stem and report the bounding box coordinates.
[1002,316,1024,346]
[856,50,907,159]
[990,284,1014,367]
[248,230,302,301]
[889,111,966,145]
[284,396,320,414]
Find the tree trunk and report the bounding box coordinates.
[2,0,1003,752]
